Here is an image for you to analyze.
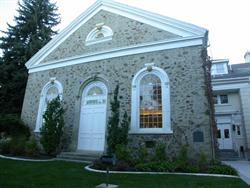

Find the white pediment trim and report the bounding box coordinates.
[25,0,207,70]
[28,35,204,73]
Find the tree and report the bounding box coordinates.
[0,0,60,115]
[40,96,64,155]
[107,85,130,155]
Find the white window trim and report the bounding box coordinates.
[35,79,63,133]
[85,25,113,46]
[130,65,172,134]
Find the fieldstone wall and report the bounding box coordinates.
[41,10,180,64]
[22,45,213,160]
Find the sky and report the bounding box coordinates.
[0,0,250,64]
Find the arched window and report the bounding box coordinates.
[85,24,113,46]
[35,79,63,132]
[131,64,172,134]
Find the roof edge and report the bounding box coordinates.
[25,0,208,69]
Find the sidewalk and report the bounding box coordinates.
[223,161,250,186]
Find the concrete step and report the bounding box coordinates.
[57,151,101,162]
[218,150,241,161]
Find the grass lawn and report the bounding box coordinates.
[0,158,249,188]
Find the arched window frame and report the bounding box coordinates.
[85,25,113,46]
[130,65,172,134]
[35,79,63,132]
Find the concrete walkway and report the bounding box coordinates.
[223,161,250,185]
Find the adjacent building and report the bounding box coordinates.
[212,52,250,159]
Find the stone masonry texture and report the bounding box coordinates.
[21,10,213,160]
[41,10,180,63]
[22,46,213,160]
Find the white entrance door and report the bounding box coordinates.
[77,81,108,152]
[217,124,233,149]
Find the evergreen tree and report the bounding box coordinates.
[40,96,64,155]
[107,85,130,155]
[0,0,60,114]
[107,85,120,155]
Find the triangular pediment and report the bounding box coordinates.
[26,0,207,72]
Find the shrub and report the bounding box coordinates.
[183,165,199,173]
[25,136,40,157]
[92,159,109,170]
[0,135,11,154]
[155,143,166,161]
[9,136,27,155]
[135,161,176,172]
[115,144,131,161]
[113,160,130,171]
[40,96,65,156]
[137,146,148,163]
[0,114,30,138]
[107,85,130,155]
[207,165,238,175]
[175,145,188,171]
[197,149,208,171]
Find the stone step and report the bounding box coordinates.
[57,151,101,162]
[218,150,241,161]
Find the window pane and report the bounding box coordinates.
[216,64,225,74]
[87,86,103,96]
[46,86,59,102]
[237,126,241,135]
[140,74,162,128]
[220,95,228,104]
[217,129,221,138]
[224,129,230,138]
[211,65,216,75]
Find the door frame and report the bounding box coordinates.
[217,123,233,150]
[77,81,108,152]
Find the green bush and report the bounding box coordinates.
[92,159,109,170]
[107,85,130,155]
[175,145,188,171]
[155,143,166,161]
[113,160,130,171]
[0,135,11,154]
[9,136,27,155]
[115,144,131,161]
[40,96,65,156]
[25,136,40,157]
[0,114,30,138]
[135,161,176,172]
[137,146,148,163]
[207,165,238,175]
[197,149,208,171]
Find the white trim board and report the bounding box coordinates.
[29,36,204,73]
[25,0,207,71]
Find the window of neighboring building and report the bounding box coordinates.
[237,125,241,135]
[213,94,228,104]
[130,64,172,134]
[35,79,63,132]
[211,63,228,75]
[217,129,221,138]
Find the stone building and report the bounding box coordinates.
[212,52,250,160]
[21,0,215,159]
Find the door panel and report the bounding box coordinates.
[217,124,233,149]
[77,82,107,152]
